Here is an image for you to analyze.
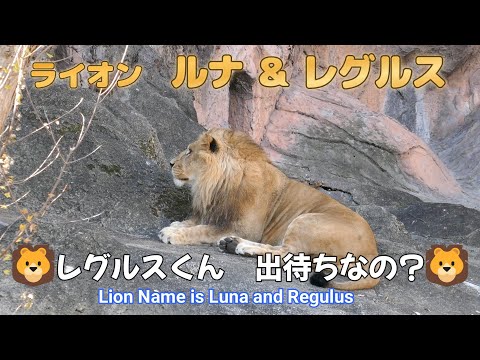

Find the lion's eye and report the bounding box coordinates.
[439,261,443,266]
[26,261,29,266]
[186,148,192,156]
[451,261,454,266]
[38,261,41,266]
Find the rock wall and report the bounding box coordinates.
[192,45,480,209]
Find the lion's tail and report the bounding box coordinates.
[310,272,380,290]
[309,254,380,291]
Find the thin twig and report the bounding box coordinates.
[0,166,31,257]
[0,126,8,138]
[27,45,54,60]
[22,45,45,59]
[37,91,102,218]
[68,145,102,164]
[19,92,83,142]
[23,85,64,161]
[42,109,66,163]
[0,45,23,89]
[67,211,104,223]
[0,216,22,243]
[1,45,103,257]
[0,46,29,158]
[49,54,74,64]
[76,113,86,147]
[99,45,129,102]
[14,136,63,184]
[13,303,22,314]
[0,190,30,208]
[0,46,32,228]
[48,184,68,205]
[15,152,60,184]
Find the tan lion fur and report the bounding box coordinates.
[160,128,380,290]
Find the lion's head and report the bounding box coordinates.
[430,247,464,283]
[169,129,219,189]
[169,128,271,226]
[16,247,51,283]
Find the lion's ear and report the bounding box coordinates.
[20,248,29,256]
[209,137,218,153]
[434,248,443,255]
[451,247,460,255]
[37,248,47,256]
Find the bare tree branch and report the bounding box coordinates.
[0,216,22,244]
[36,91,102,218]
[0,45,121,259]
[0,190,30,208]
[14,151,60,184]
[24,45,54,61]
[19,90,84,142]
[22,45,47,59]
[99,45,129,102]
[48,184,68,205]
[0,45,23,89]
[68,145,102,164]
[67,211,104,223]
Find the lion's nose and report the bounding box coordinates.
[29,266,38,272]
[169,160,175,168]
[443,266,451,272]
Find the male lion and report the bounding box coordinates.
[160,128,379,290]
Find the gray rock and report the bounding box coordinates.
[271,118,425,209]
[2,210,478,315]
[385,87,417,134]
[11,47,204,236]
[0,208,18,230]
[434,114,480,204]
[390,203,480,246]
[394,45,473,75]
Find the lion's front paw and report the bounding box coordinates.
[218,236,240,254]
[158,227,185,245]
[169,221,185,228]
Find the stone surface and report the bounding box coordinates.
[9,46,204,237]
[0,45,479,315]
[390,203,480,246]
[193,45,480,210]
[1,218,478,315]
[262,83,466,207]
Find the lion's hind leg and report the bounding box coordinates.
[218,236,291,257]
[217,213,327,257]
[218,213,337,258]
[218,212,379,290]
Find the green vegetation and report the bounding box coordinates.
[140,136,157,160]
[58,123,82,136]
[99,164,122,176]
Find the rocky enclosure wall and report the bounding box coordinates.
[192,45,480,210]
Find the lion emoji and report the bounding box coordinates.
[12,245,54,286]
[426,245,468,286]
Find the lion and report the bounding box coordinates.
[429,247,464,283]
[159,128,379,290]
[16,247,51,283]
